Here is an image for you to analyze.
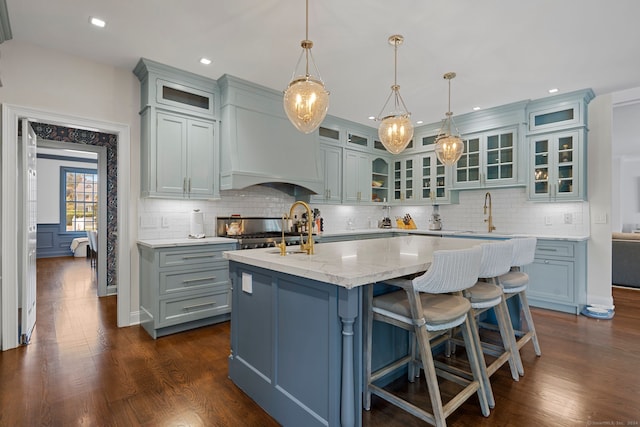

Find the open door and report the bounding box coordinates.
[19,119,37,344]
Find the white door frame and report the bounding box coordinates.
[2,104,132,350]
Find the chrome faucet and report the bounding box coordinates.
[483,192,496,233]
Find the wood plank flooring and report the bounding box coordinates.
[1,257,639,426]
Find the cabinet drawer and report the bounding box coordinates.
[159,247,229,268]
[535,241,574,258]
[160,265,229,295]
[159,291,230,327]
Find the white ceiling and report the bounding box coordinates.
[5,0,640,127]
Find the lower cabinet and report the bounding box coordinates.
[523,239,586,314]
[138,242,236,338]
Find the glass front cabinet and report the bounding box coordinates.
[529,130,584,201]
[453,128,518,189]
[392,156,416,203]
[420,152,449,203]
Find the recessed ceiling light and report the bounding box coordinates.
[473,106,481,111]
[548,88,559,94]
[89,17,106,28]
[416,120,424,124]
[200,57,212,65]
[368,116,376,120]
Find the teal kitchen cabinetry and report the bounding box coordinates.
[419,151,451,203]
[138,241,236,339]
[310,143,343,204]
[153,112,216,198]
[371,157,390,204]
[134,58,220,199]
[529,130,584,201]
[344,149,372,203]
[453,127,520,189]
[526,89,594,202]
[391,155,416,203]
[522,239,587,314]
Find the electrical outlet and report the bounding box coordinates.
[564,213,573,224]
[545,216,552,225]
[139,216,158,229]
[161,216,170,228]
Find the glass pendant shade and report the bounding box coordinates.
[435,134,464,165]
[283,77,329,134]
[376,35,413,155]
[434,72,464,166]
[379,114,414,154]
[283,0,329,134]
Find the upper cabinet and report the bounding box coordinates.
[526,89,595,202]
[311,142,343,204]
[420,152,452,204]
[529,130,583,201]
[134,58,219,199]
[343,150,372,203]
[154,112,216,197]
[391,156,416,203]
[371,157,390,203]
[453,127,519,189]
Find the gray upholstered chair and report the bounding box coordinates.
[363,246,490,427]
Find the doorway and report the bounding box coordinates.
[2,104,132,351]
[36,138,108,297]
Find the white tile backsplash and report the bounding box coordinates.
[137,185,590,240]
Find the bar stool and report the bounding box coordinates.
[363,246,490,427]
[448,240,523,408]
[498,237,542,369]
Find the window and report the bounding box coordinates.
[61,167,98,232]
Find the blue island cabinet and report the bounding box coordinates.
[228,262,363,427]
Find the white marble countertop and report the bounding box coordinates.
[224,235,494,289]
[137,236,237,249]
[318,228,589,241]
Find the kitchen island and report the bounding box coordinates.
[223,235,491,427]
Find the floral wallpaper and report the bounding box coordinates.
[31,122,118,289]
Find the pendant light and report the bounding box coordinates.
[434,72,464,165]
[283,0,329,134]
[376,35,413,155]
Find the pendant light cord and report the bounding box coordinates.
[304,0,310,76]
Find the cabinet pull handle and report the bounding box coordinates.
[188,178,192,193]
[183,302,216,311]
[182,254,217,259]
[538,248,558,252]
[182,276,216,284]
[328,189,331,199]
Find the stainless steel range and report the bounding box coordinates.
[216,216,303,250]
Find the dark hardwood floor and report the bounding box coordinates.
[1,257,639,426]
